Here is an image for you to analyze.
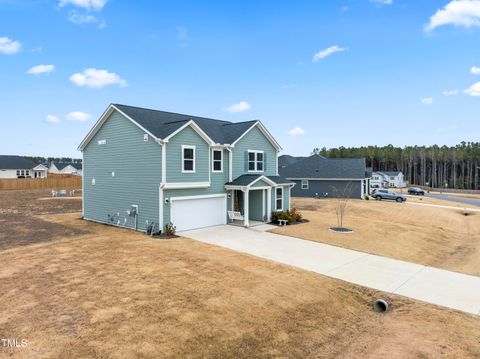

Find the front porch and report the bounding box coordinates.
[225,174,294,227]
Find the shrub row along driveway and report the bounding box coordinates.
[182,225,480,315]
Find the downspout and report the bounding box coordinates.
[158,140,167,231]
[226,146,233,182]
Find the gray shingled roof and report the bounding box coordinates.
[226,174,293,186]
[114,104,257,144]
[0,155,36,170]
[54,162,83,170]
[279,154,367,179]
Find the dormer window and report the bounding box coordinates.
[182,145,195,173]
[248,150,264,172]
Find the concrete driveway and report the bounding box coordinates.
[181,225,480,315]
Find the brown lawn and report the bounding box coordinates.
[1,190,480,358]
[272,197,480,276]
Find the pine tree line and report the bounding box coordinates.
[312,142,480,190]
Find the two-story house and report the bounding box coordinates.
[78,104,293,233]
[370,171,405,188]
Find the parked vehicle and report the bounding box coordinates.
[408,187,425,195]
[371,189,407,202]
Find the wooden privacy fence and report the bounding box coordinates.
[0,173,82,190]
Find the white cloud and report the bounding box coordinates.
[27,64,55,75]
[46,115,60,123]
[281,84,297,89]
[471,66,480,74]
[59,0,107,10]
[425,0,480,31]
[69,68,127,88]
[0,36,21,55]
[464,82,480,96]
[370,0,393,5]
[443,89,458,96]
[68,12,98,24]
[224,101,251,113]
[421,97,434,105]
[66,111,91,122]
[287,126,306,136]
[312,45,346,62]
[341,6,349,11]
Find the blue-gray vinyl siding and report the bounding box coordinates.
[291,179,362,199]
[232,126,277,179]
[166,126,210,183]
[248,190,264,221]
[83,110,162,231]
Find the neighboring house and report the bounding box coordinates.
[0,155,48,179]
[46,162,60,174]
[46,162,83,176]
[78,104,293,233]
[59,163,83,176]
[279,154,369,199]
[371,171,405,188]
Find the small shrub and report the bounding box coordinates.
[164,222,176,236]
[271,208,303,224]
[364,195,370,200]
[289,207,303,222]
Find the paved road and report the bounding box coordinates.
[423,193,480,207]
[182,225,480,315]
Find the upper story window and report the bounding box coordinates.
[301,179,309,189]
[182,145,195,173]
[212,149,223,172]
[248,150,264,172]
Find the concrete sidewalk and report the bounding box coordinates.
[181,225,480,315]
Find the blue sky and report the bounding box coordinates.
[1,0,479,158]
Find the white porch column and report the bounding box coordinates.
[244,188,250,227]
[267,187,272,222]
[360,180,365,199]
[262,189,266,222]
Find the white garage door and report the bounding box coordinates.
[170,195,227,232]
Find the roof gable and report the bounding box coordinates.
[78,104,281,151]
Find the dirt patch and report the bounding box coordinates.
[1,190,480,358]
[0,190,84,251]
[273,197,480,276]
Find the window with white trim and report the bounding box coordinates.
[276,187,283,210]
[182,145,195,173]
[301,179,309,189]
[248,150,264,172]
[212,149,223,172]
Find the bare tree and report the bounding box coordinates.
[331,182,354,230]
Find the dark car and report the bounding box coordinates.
[408,187,425,195]
[371,189,407,202]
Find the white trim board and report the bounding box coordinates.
[163,120,215,146]
[170,193,227,202]
[162,182,210,189]
[287,178,364,181]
